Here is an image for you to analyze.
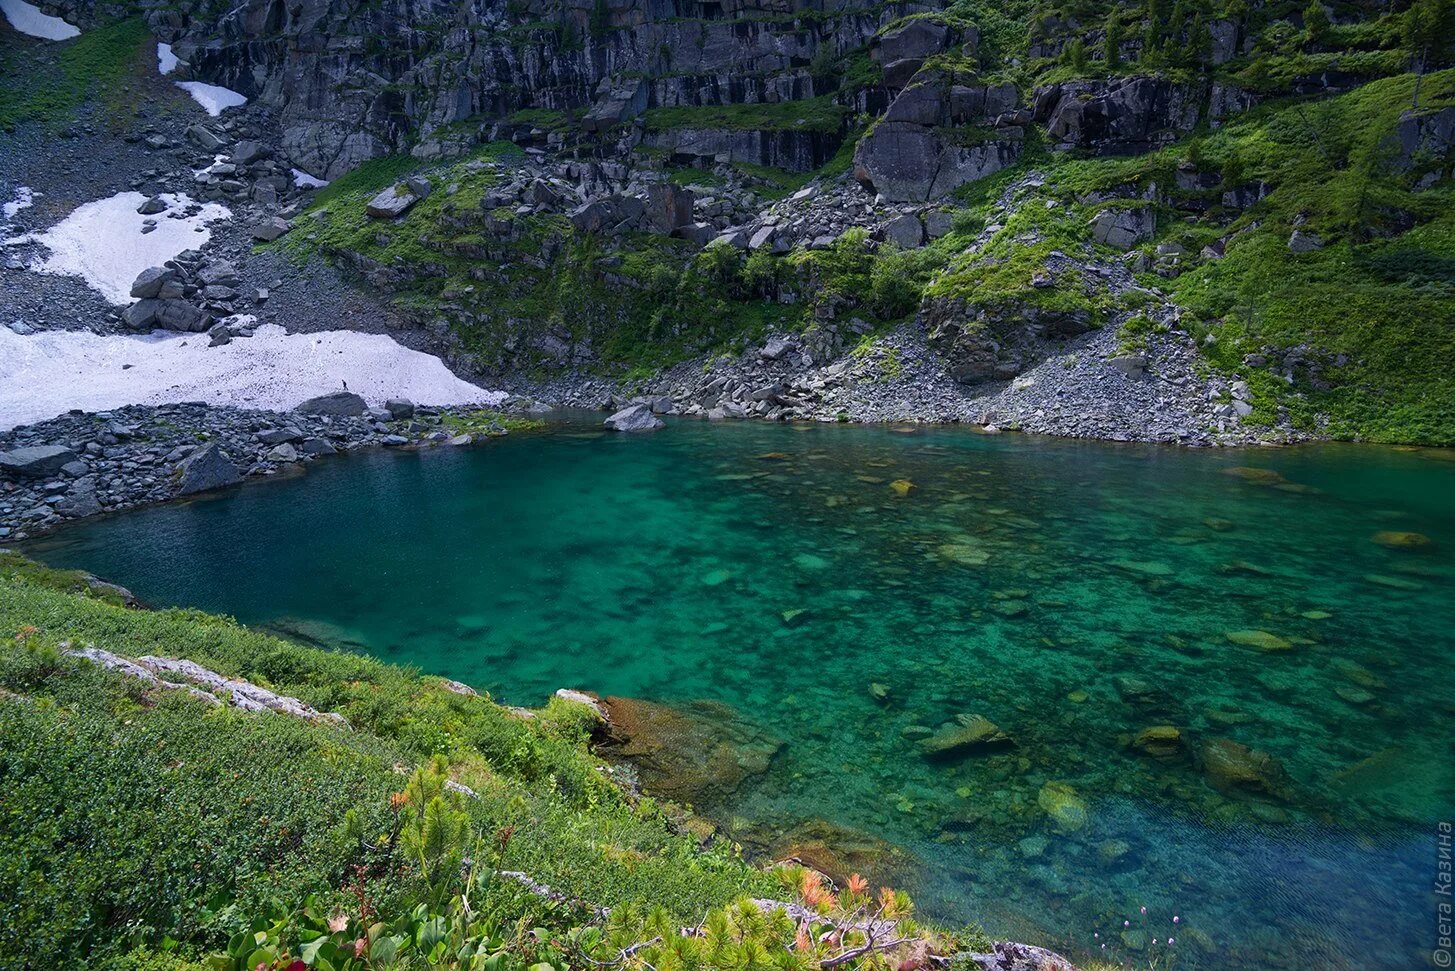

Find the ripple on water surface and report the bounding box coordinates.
[28,421,1455,971]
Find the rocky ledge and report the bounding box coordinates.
[0,395,539,540]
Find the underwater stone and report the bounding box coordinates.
[1371,530,1431,549]
[919,715,1014,759]
[1132,725,1184,759]
[1201,738,1291,800]
[1226,629,1293,652]
[1037,781,1088,833]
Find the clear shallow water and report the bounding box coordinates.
[27,421,1455,970]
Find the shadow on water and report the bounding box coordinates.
[25,420,1455,970]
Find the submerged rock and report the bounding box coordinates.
[1037,781,1088,833]
[600,696,782,808]
[1371,530,1431,550]
[1225,629,1293,652]
[1201,738,1290,800]
[919,714,1014,759]
[1132,724,1184,759]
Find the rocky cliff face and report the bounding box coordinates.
[133,0,939,179]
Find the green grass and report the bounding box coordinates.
[0,553,774,969]
[0,17,152,130]
[642,96,849,135]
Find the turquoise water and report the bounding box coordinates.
[26,420,1455,970]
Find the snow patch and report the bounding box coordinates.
[157,41,178,75]
[175,80,247,116]
[192,154,229,179]
[3,186,34,222]
[291,168,329,189]
[20,191,231,305]
[0,0,80,40]
[0,324,507,430]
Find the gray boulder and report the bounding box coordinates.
[1090,208,1156,249]
[882,213,925,249]
[266,443,300,463]
[196,260,240,287]
[251,217,292,241]
[1288,230,1324,254]
[122,298,209,332]
[366,184,421,218]
[175,443,242,496]
[855,121,1022,202]
[231,140,270,165]
[604,404,665,432]
[295,391,368,417]
[130,266,179,300]
[0,445,78,479]
[644,183,695,234]
[136,196,168,215]
[384,398,415,419]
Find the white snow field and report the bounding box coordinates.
[22,191,231,304]
[157,41,179,74]
[0,0,80,40]
[175,80,247,115]
[0,324,506,430]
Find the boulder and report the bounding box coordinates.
[384,398,415,419]
[604,403,665,432]
[918,714,1014,759]
[366,184,421,219]
[136,196,168,215]
[881,213,925,249]
[644,183,695,234]
[266,443,300,463]
[174,443,242,496]
[0,444,78,479]
[1132,725,1184,759]
[130,266,179,300]
[1090,207,1156,249]
[854,121,1022,202]
[251,217,292,241]
[1037,781,1088,833]
[122,298,209,332]
[1201,738,1290,800]
[1287,230,1323,254]
[231,140,270,165]
[185,124,226,150]
[196,260,240,287]
[295,391,368,417]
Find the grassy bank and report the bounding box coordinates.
[0,551,996,970]
[0,551,779,968]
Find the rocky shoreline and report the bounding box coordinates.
[0,394,539,541]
